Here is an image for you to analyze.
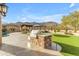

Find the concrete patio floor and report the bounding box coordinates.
[0,32,62,56]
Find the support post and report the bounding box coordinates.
[0,13,2,46]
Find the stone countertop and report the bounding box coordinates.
[38,33,52,37]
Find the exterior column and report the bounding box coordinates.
[27,36,31,49]
[0,13,2,46]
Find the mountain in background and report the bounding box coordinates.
[3,21,58,27]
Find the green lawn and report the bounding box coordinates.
[52,33,79,56]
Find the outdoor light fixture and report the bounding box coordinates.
[0,3,8,16]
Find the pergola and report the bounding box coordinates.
[21,24,33,32]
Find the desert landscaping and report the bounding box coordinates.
[0,3,79,56]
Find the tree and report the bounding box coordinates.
[70,11,79,32]
[56,24,61,32]
[61,11,79,33]
[61,16,72,34]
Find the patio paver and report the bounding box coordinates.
[0,32,62,56]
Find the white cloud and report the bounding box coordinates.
[41,14,64,23]
[18,8,64,23]
[69,8,79,13]
[3,13,66,23]
[17,14,65,23]
[69,3,75,8]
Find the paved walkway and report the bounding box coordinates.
[1,32,62,56]
[73,33,79,36]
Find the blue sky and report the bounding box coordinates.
[3,3,79,23]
